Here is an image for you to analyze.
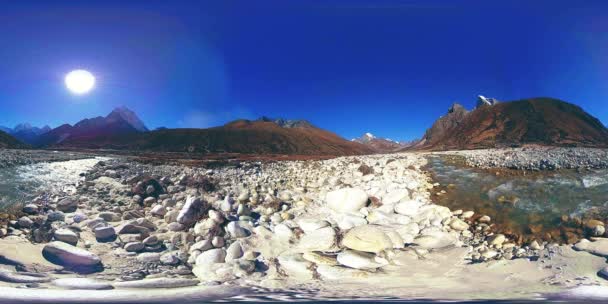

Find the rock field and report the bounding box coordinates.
[1,149,608,301]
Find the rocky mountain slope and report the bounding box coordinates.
[352,133,405,153]
[0,130,27,148]
[36,107,148,147]
[413,97,608,150]
[51,117,374,156]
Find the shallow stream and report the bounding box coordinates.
[0,157,105,211]
[427,155,608,243]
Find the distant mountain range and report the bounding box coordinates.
[36,106,148,147]
[352,133,415,152]
[411,96,608,150]
[1,96,607,154]
[48,114,373,156]
[0,123,51,145]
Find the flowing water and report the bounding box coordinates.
[427,156,608,244]
[0,157,106,210]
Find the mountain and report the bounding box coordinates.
[0,124,52,145]
[37,107,148,147]
[0,130,26,149]
[52,117,373,156]
[413,97,608,150]
[352,133,406,153]
[106,106,148,132]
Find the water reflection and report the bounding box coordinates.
[0,157,106,210]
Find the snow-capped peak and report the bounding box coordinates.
[365,132,375,139]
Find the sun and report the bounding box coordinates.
[65,69,95,94]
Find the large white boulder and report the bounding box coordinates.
[341,225,393,253]
[336,250,388,269]
[299,227,337,251]
[326,188,368,213]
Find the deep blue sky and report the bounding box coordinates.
[1,0,607,141]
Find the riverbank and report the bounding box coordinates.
[0,149,608,302]
[0,149,95,168]
[434,147,608,170]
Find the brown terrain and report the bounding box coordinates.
[412,97,608,150]
[51,118,375,156]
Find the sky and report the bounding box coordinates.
[0,0,607,141]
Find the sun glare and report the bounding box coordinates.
[65,69,95,94]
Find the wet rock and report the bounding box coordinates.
[22,204,39,215]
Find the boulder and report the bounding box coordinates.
[225,221,250,238]
[225,241,244,261]
[341,225,393,253]
[57,198,78,213]
[299,227,337,252]
[383,189,410,205]
[336,250,388,269]
[297,219,330,233]
[326,188,368,213]
[53,228,78,245]
[94,226,116,240]
[573,238,608,257]
[177,196,208,226]
[195,248,226,267]
[394,200,423,216]
[42,241,102,271]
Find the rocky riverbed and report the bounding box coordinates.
[1,149,608,302]
[437,147,608,170]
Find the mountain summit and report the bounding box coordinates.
[413,97,608,150]
[106,106,148,132]
[37,107,147,147]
